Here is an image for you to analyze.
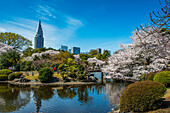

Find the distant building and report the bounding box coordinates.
[71,47,80,54]
[81,52,89,54]
[69,49,71,53]
[102,49,105,54]
[34,17,44,49]
[60,45,68,51]
[96,48,102,54]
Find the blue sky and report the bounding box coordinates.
[0,0,162,53]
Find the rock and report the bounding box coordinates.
[13,79,20,82]
[19,78,30,82]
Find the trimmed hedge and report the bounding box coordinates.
[0,69,12,75]
[120,80,166,112]
[8,72,23,80]
[153,71,170,87]
[38,67,54,83]
[0,75,8,81]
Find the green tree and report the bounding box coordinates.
[22,47,33,57]
[0,32,32,51]
[102,50,111,59]
[79,54,90,60]
[96,53,102,60]
[67,58,75,66]
[89,49,98,56]
[0,50,20,69]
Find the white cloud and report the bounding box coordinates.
[36,5,56,18]
[0,16,84,49]
[0,27,7,32]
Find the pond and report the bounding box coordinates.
[0,73,129,113]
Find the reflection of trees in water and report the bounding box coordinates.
[105,82,126,107]
[0,84,31,112]
[57,85,93,104]
[33,86,54,112]
[57,87,77,99]
[77,86,93,104]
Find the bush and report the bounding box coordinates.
[57,64,65,71]
[0,75,8,81]
[8,72,23,80]
[14,72,23,78]
[8,73,15,80]
[0,69,12,75]
[146,71,158,81]
[38,67,54,83]
[153,71,170,87]
[120,80,166,112]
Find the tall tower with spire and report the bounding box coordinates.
[34,17,44,49]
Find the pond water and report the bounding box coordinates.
[0,73,129,113]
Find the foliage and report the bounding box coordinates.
[96,53,102,60]
[20,61,32,71]
[51,62,60,69]
[153,71,170,87]
[79,54,90,60]
[0,69,12,75]
[57,64,65,71]
[8,73,15,80]
[67,58,75,66]
[0,75,8,81]
[102,50,111,59]
[38,67,54,83]
[89,49,98,56]
[0,50,20,69]
[0,32,32,51]
[146,71,158,81]
[120,81,166,112]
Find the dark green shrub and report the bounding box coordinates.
[8,72,23,80]
[8,73,15,80]
[146,71,158,81]
[38,67,54,83]
[120,80,166,112]
[153,71,170,87]
[14,72,23,78]
[0,75,8,81]
[0,69,12,75]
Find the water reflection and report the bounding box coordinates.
[0,84,31,112]
[0,80,128,113]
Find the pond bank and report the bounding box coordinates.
[0,80,99,86]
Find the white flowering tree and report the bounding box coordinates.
[102,27,169,80]
[0,42,13,55]
[102,0,170,80]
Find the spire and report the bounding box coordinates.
[39,16,41,25]
[34,16,44,49]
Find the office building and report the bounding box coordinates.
[60,45,68,51]
[71,47,80,54]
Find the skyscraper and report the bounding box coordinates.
[34,17,44,49]
[60,45,68,51]
[71,47,80,54]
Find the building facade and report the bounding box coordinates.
[60,45,68,51]
[34,18,44,49]
[71,47,80,54]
